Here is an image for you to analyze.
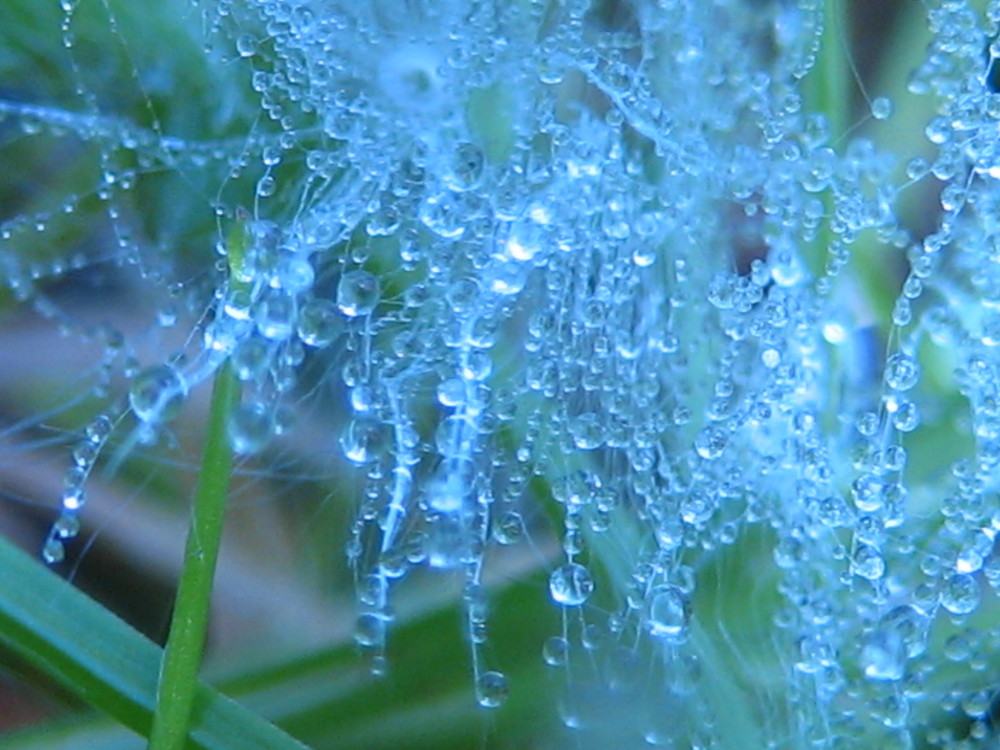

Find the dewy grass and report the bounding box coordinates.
[150,215,252,750]
[10,0,1000,748]
[148,362,238,750]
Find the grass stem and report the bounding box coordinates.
[148,363,237,750]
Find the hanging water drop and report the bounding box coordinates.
[549,562,594,606]
[475,670,508,709]
[337,270,380,317]
[644,585,690,641]
[228,402,274,454]
[129,365,187,423]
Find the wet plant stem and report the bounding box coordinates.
[148,362,238,750]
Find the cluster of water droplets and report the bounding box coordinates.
[11,0,1000,745]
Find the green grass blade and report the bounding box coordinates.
[149,363,238,750]
[0,535,310,750]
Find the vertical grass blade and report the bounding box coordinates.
[148,363,239,750]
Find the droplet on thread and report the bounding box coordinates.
[549,562,594,606]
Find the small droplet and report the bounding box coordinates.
[228,402,274,454]
[493,510,524,545]
[861,628,905,681]
[870,96,893,120]
[644,585,690,641]
[694,426,727,460]
[53,513,81,540]
[941,573,980,616]
[475,670,508,709]
[549,562,594,606]
[543,636,569,666]
[852,543,886,580]
[354,613,386,648]
[236,34,258,58]
[129,365,187,423]
[442,142,485,192]
[297,299,341,347]
[42,538,65,564]
[337,270,380,317]
[884,352,919,392]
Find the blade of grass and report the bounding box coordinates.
[0,534,309,750]
[1,570,558,750]
[148,361,239,750]
[150,211,256,750]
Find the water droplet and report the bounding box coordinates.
[129,365,187,423]
[340,418,384,464]
[549,562,594,606]
[570,413,603,450]
[442,142,485,192]
[298,299,341,347]
[419,192,466,238]
[861,628,905,681]
[355,612,386,647]
[256,174,276,197]
[42,538,65,564]
[543,635,569,666]
[694,426,727,460]
[871,96,893,120]
[236,34,257,58]
[645,585,690,642]
[475,670,508,708]
[493,510,524,545]
[256,289,296,340]
[941,574,980,615]
[425,515,472,569]
[229,402,274,454]
[884,352,919,392]
[53,513,80,539]
[337,270,380,317]
[852,543,886,580]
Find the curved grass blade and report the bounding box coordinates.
[0,535,310,750]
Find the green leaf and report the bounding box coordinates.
[0,535,309,750]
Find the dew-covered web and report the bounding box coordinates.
[9,0,1000,747]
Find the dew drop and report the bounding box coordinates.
[337,270,380,317]
[442,142,485,192]
[549,562,594,606]
[475,670,508,709]
[884,352,919,392]
[42,538,65,565]
[53,513,80,540]
[493,510,524,545]
[129,365,187,423]
[861,628,905,681]
[694,426,727,460]
[543,636,569,667]
[297,298,341,347]
[228,402,274,454]
[236,34,257,58]
[941,573,980,616]
[645,584,690,642]
[870,96,893,120]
